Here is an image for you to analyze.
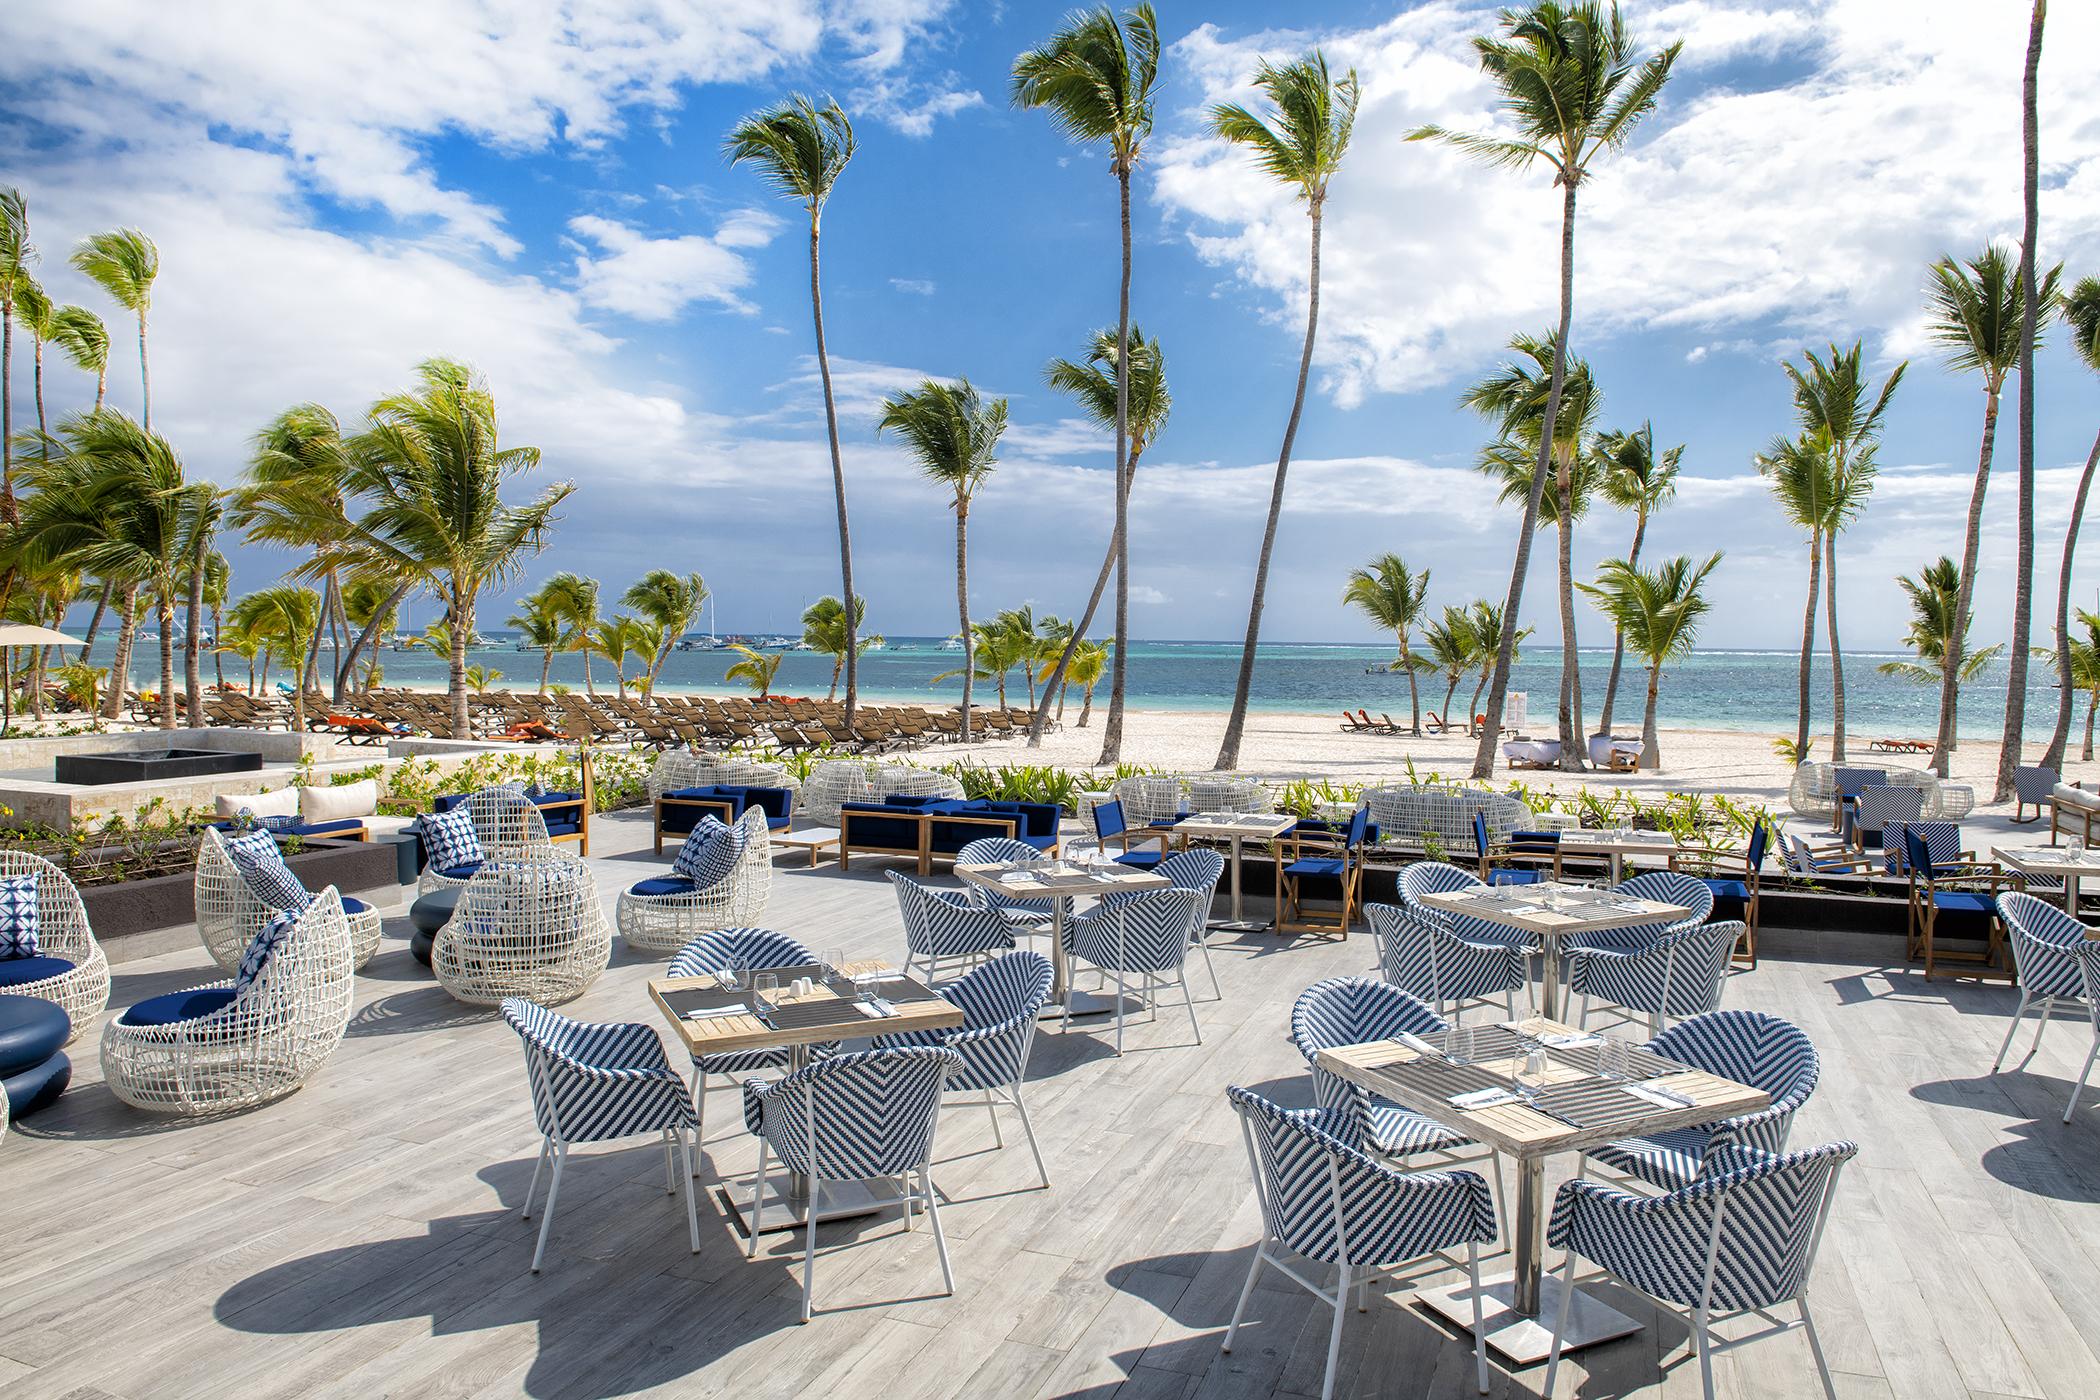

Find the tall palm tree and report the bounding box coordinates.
[1758,431,1835,760]
[539,571,601,696]
[2044,276,2100,769]
[339,358,568,736]
[70,229,159,431]
[179,486,222,726]
[2046,607,2100,760]
[620,569,706,697]
[1590,422,1682,733]
[50,305,107,410]
[1877,558,2003,687]
[1465,601,1531,731]
[725,94,861,726]
[242,584,321,728]
[1412,1,1680,780]
[236,403,372,701]
[588,615,640,694]
[1577,552,1721,770]
[801,595,880,701]
[341,577,400,691]
[1066,639,1110,726]
[1342,554,1431,732]
[2001,0,2049,803]
[724,643,785,698]
[1419,607,1477,731]
[13,277,56,438]
[1212,51,1358,772]
[1465,332,1602,765]
[1,186,32,528]
[877,377,1006,739]
[1014,4,1161,766]
[1922,244,2059,773]
[508,584,566,695]
[1031,326,1169,746]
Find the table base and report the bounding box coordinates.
[716,1176,910,1237]
[1205,917,1271,933]
[1416,1273,1641,1365]
[1039,988,1134,1021]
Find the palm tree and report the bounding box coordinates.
[536,571,600,696]
[51,305,107,410]
[1577,552,1721,770]
[1465,332,1602,764]
[215,611,267,694]
[1590,422,1682,733]
[726,94,861,727]
[341,576,398,692]
[877,377,1006,739]
[1211,51,1358,772]
[724,643,785,698]
[933,617,1033,710]
[464,664,504,695]
[1781,343,1904,763]
[621,569,706,697]
[2001,0,2049,802]
[13,277,56,438]
[1877,558,2004,688]
[242,584,321,728]
[508,584,567,695]
[587,616,638,694]
[1031,326,1170,746]
[1758,431,1832,761]
[1922,243,2060,773]
[2046,607,2100,760]
[2044,276,2100,769]
[70,229,159,431]
[178,486,222,726]
[1342,554,1431,731]
[800,595,881,701]
[1,186,31,526]
[1419,607,1477,731]
[1066,639,1111,726]
[1465,601,1533,731]
[1014,4,1161,767]
[339,359,568,736]
[1412,2,1680,780]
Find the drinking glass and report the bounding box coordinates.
[753,972,778,1011]
[820,946,847,985]
[1598,1038,1632,1082]
[2071,836,2087,859]
[719,957,744,991]
[1449,1023,1478,1066]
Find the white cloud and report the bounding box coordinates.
[889,277,938,295]
[851,75,987,137]
[567,211,781,319]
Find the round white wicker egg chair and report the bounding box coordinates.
[1181,775,1272,815]
[0,849,110,1044]
[434,848,613,1007]
[647,752,795,802]
[875,766,965,802]
[417,786,553,897]
[195,827,382,971]
[617,808,773,956]
[1113,775,1187,827]
[798,759,878,824]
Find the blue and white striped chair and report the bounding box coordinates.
[1564,870,1715,954]
[667,927,818,1142]
[953,836,1055,938]
[1582,1009,1820,1192]
[1880,819,1965,877]
[1060,886,1203,1055]
[1829,765,1887,833]
[1099,847,1226,999]
[1544,1140,1858,1400]
[499,998,700,1273]
[1566,919,1742,1035]
[1222,1086,1499,1399]
[1785,834,1873,877]
[742,1045,962,1322]
[1993,892,2100,1122]
[1365,901,1528,1024]
[1848,785,1922,851]
[1398,861,1539,952]
[876,949,1054,1186]
[888,871,1015,984]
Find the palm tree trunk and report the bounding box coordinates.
[327,571,349,704]
[32,337,46,436]
[184,531,206,728]
[1824,534,1848,761]
[2,291,13,516]
[1440,675,1461,727]
[1402,628,1422,733]
[300,573,332,705]
[828,657,841,702]
[1597,507,1647,733]
[1469,671,1490,733]
[336,579,412,696]
[956,502,974,741]
[2043,426,2100,769]
[1472,180,1579,780]
[1997,0,2046,804]
[1100,166,1136,768]
[94,367,104,411]
[1642,664,1663,770]
[582,643,595,698]
[1933,382,1999,775]
[1217,200,1326,771]
[1079,683,1095,726]
[448,589,472,738]
[103,586,138,720]
[157,591,176,729]
[1795,531,1821,757]
[212,601,225,689]
[2085,688,2096,761]
[80,580,111,662]
[538,647,552,695]
[136,307,151,434]
[1554,487,1583,770]
[807,212,858,730]
[1029,450,1137,747]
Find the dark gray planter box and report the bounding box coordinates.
[81,838,407,945]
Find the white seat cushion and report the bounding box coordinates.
[301,779,378,824]
[2053,783,2100,814]
[214,787,300,821]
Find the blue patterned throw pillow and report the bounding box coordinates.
[421,803,485,873]
[672,816,746,889]
[224,829,315,913]
[0,873,39,958]
[235,910,296,993]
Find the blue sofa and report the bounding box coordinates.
[838,795,1060,874]
[433,789,590,854]
[654,784,796,854]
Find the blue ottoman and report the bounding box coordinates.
[408,888,461,968]
[0,993,72,1120]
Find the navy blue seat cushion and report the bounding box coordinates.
[118,987,240,1027]
[1113,849,1165,868]
[1284,857,1347,878]
[842,802,930,850]
[285,818,365,839]
[534,792,584,836]
[1931,891,1997,915]
[631,875,699,897]
[432,792,468,813]
[0,955,75,990]
[438,862,484,881]
[0,993,70,1076]
[883,794,947,809]
[735,786,795,823]
[342,895,372,915]
[1487,869,1548,886]
[1700,878,1751,902]
[2,1049,70,1119]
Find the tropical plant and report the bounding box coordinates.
[1578,552,1721,769]
[13,276,56,438]
[1014,2,1161,766]
[70,228,159,430]
[726,93,861,725]
[724,642,785,698]
[1757,431,1832,764]
[1213,50,1358,772]
[1418,607,1477,731]
[508,584,567,695]
[1877,557,2004,687]
[337,358,569,736]
[538,571,600,695]
[53,659,103,711]
[1,186,30,525]
[1999,0,2048,804]
[238,584,321,728]
[340,576,399,691]
[1922,243,2060,772]
[464,664,504,694]
[586,615,643,693]
[2044,275,2100,769]
[877,377,1006,737]
[1064,639,1111,727]
[800,594,881,702]
[1465,601,1532,731]
[933,614,1034,710]
[1031,326,1169,746]
[50,304,107,410]
[620,569,706,696]
[2045,608,2100,761]
[1411,0,1681,780]
[1342,554,1431,731]
[1591,422,1681,732]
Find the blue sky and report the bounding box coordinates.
[4,0,2099,652]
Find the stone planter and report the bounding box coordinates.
[79,837,406,945]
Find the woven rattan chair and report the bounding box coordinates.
[196,826,383,971]
[0,850,109,1043]
[417,786,552,896]
[435,850,613,1006]
[101,889,356,1113]
[798,759,878,824]
[617,808,773,956]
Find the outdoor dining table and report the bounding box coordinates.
[649,959,961,1236]
[1993,843,2100,917]
[1557,827,1679,882]
[1171,810,1297,930]
[1317,1017,1769,1363]
[1413,880,1692,1021]
[954,859,1170,1020]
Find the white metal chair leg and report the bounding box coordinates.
[2018,996,2055,1070]
[799,1181,818,1323]
[746,1138,770,1259]
[530,1142,567,1273]
[1485,1149,1510,1244]
[1542,1249,1579,1396]
[1221,1244,1266,1352]
[1113,962,1128,1056]
[1467,1241,1489,1394]
[1694,1301,1716,1400]
[680,1136,700,1253]
[1992,990,2030,1073]
[1800,1298,1839,1400]
[662,1128,674,1194]
[1198,935,1221,1000]
[521,1137,551,1220]
[2065,1033,2100,1123]
[1181,966,1202,1044]
[983,1089,1004,1146]
[923,1167,955,1295]
[1012,1085,1050,1187]
[1322,1264,1351,1400]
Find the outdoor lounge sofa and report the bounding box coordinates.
[433,788,590,855]
[654,784,795,854]
[2052,781,2100,846]
[838,795,1059,875]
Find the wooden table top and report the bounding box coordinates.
[648,960,961,1055]
[1174,813,1296,838]
[1558,829,1680,854]
[1415,882,1692,937]
[1992,844,2100,877]
[953,861,1171,900]
[1315,1016,1767,1159]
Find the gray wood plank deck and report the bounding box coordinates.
[3,807,2097,1400]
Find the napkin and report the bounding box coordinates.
[1538,1032,1603,1049]
[1449,1087,1523,1110]
[853,998,900,1019]
[685,1004,751,1021]
[1623,1079,1696,1108]
[1392,1032,1440,1056]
